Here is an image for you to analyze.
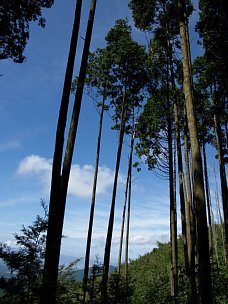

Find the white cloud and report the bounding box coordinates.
[16,155,124,199]
[17,154,52,175]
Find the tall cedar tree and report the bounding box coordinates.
[178,0,213,302]
[100,19,148,303]
[75,49,112,303]
[41,0,97,303]
[196,0,228,261]
[129,0,194,299]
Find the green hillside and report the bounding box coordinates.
[124,233,228,304]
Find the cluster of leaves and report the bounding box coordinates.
[0,0,54,62]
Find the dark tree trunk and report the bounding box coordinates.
[178,0,213,302]
[183,107,197,302]
[212,88,228,262]
[202,138,213,255]
[168,41,189,275]
[214,167,227,264]
[115,121,135,304]
[101,92,127,303]
[117,119,135,275]
[166,69,178,301]
[41,0,83,302]
[41,1,97,303]
[82,96,106,303]
[125,137,133,304]
[169,47,198,301]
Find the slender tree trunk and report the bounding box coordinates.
[125,146,132,304]
[90,264,96,304]
[41,1,97,303]
[184,107,195,263]
[169,50,198,301]
[202,138,213,255]
[82,96,106,303]
[210,196,220,267]
[117,172,129,274]
[41,0,83,302]
[214,167,227,264]
[212,88,228,261]
[115,124,135,304]
[178,1,213,302]
[166,70,178,301]
[101,91,127,303]
[117,118,135,275]
[168,42,189,275]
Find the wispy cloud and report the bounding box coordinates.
[16,154,124,199]
[0,140,21,152]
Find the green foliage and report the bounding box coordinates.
[192,55,228,161]
[128,0,156,30]
[107,271,133,304]
[136,84,175,178]
[0,200,48,303]
[56,260,81,304]
[196,0,228,87]
[0,0,54,63]
[126,232,228,304]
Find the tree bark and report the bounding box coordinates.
[82,96,105,303]
[41,1,97,303]
[101,91,127,303]
[212,88,228,262]
[125,135,133,303]
[115,120,135,304]
[178,0,213,302]
[166,70,178,301]
[202,138,213,255]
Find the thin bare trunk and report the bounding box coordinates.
[117,127,135,274]
[41,0,83,301]
[169,42,190,276]
[166,79,178,301]
[117,170,129,275]
[214,167,227,264]
[101,92,127,303]
[82,96,105,303]
[212,88,228,261]
[178,0,213,302]
[41,1,97,303]
[125,136,133,302]
[210,201,220,267]
[202,139,213,255]
[115,122,135,304]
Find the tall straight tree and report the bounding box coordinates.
[79,49,111,301]
[82,96,105,304]
[41,0,97,303]
[178,0,213,302]
[115,113,135,304]
[102,90,128,304]
[100,20,148,303]
[196,0,228,259]
[129,2,195,299]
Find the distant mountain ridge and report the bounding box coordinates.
[0,261,116,281]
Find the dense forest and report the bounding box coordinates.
[0,0,227,303]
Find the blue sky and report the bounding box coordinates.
[0,0,221,268]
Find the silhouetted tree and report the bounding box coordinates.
[0,0,54,62]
